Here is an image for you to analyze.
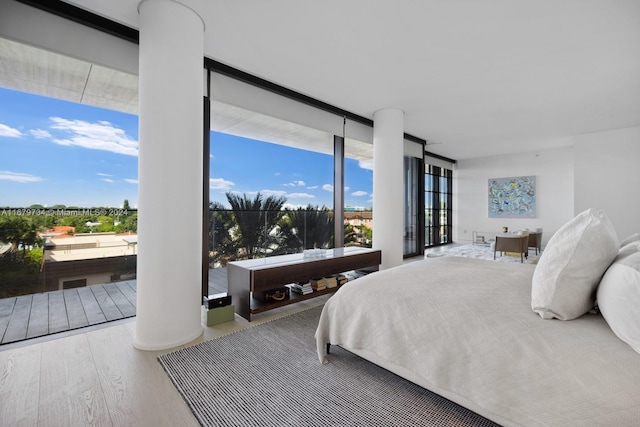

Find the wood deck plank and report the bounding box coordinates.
[208,267,228,295]
[0,297,16,342]
[114,281,137,308]
[26,293,49,339]
[90,286,123,322]
[77,287,107,325]
[2,295,32,343]
[63,289,89,329]
[103,283,136,318]
[0,273,233,346]
[48,290,70,334]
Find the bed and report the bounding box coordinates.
[315,254,640,426]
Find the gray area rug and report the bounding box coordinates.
[158,305,500,427]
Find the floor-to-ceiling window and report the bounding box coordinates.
[0,39,141,344]
[404,156,424,256]
[344,139,374,248]
[204,101,378,297]
[207,104,337,270]
[425,164,452,247]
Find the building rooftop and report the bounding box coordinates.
[45,232,138,262]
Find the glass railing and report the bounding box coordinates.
[0,207,373,298]
[0,207,138,298]
[207,208,372,268]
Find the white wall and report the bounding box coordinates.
[454,147,574,246]
[574,126,640,241]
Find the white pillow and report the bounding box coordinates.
[618,241,640,258]
[597,251,640,354]
[531,209,619,320]
[620,232,640,248]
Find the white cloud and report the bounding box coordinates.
[125,178,138,184]
[288,192,315,199]
[359,160,374,171]
[307,185,319,190]
[284,180,306,187]
[352,190,368,197]
[49,117,138,156]
[29,129,51,139]
[0,123,23,138]
[101,178,115,183]
[261,189,288,197]
[0,170,44,183]
[97,173,112,177]
[323,184,333,191]
[210,178,235,190]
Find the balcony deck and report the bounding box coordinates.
[0,268,228,346]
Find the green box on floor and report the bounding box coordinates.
[202,304,235,326]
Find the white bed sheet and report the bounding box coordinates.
[315,256,640,427]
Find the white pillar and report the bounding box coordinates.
[135,0,204,350]
[373,109,404,270]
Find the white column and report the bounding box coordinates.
[135,0,204,350]
[373,108,404,270]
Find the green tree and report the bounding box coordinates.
[278,205,334,252]
[361,225,373,247]
[208,201,235,266]
[119,212,138,233]
[0,215,42,252]
[226,192,286,259]
[0,217,44,297]
[123,199,130,210]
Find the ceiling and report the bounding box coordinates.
[6,0,640,160]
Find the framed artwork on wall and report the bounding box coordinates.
[488,176,536,218]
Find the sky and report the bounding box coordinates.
[0,87,373,210]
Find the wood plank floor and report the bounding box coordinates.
[0,268,229,346]
[0,256,425,425]
[0,292,330,426]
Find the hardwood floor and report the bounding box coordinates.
[1,257,430,425]
[0,293,331,426]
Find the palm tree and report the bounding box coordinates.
[226,192,286,259]
[280,205,334,251]
[208,201,235,266]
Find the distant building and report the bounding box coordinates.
[344,211,373,246]
[42,232,137,291]
[344,211,373,228]
[37,225,76,238]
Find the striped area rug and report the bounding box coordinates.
[158,305,499,427]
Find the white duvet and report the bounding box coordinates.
[315,256,640,427]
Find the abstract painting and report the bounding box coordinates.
[488,176,536,218]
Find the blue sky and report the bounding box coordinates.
[0,87,373,209]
